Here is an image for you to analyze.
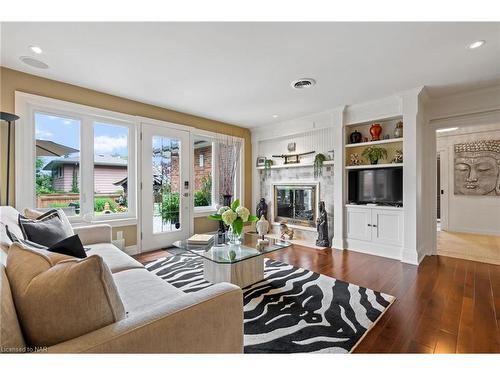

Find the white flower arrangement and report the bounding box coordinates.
[209,199,258,236]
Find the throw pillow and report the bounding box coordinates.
[7,226,87,258]
[48,234,87,259]
[6,242,125,347]
[18,211,69,247]
[24,208,74,237]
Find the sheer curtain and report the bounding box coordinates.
[216,134,242,205]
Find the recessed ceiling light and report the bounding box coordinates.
[291,78,316,90]
[19,56,49,69]
[29,45,43,54]
[436,127,459,133]
[467,40,485,50]
[272,114,279,118]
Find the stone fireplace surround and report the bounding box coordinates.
[258,165,334,246]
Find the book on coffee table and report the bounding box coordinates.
[187,234,214,245]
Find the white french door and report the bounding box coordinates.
[140,123,191,251]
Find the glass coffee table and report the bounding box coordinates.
[172,232,291,288]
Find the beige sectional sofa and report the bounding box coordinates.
[0,206,243,353]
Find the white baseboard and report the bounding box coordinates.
[445,226,500,236]
[123,245,139,256]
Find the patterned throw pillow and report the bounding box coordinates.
[18,210,70,247]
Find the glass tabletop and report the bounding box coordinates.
[172,232,291,264]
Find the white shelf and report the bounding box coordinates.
[257,160,334,170]
[345,137,404,148]
[345,163,403,170]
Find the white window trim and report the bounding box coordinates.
[191,129,245,214]
[15,92,138,225]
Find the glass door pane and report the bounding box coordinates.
[34,112,81,216]
[152,136,181,233]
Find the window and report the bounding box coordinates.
[193,137,214,209]
[93,122,130,216]
[16,93,137,224]
[192,133,244,212]
[34,112,81,216]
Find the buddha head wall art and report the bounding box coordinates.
[454,139,500,196]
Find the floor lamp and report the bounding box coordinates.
[1,112,20,206]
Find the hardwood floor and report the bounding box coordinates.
[437,230,500,265]
[134,245,500,353]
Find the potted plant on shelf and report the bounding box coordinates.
[263,158,273,178]
[361,146,388,165]
[314,153,327,178]
[209,199,258,245]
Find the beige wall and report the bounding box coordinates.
[0,67,252,247]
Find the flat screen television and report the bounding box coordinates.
[348,167,403,205]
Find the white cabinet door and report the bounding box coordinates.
[346,207,372,241]
[371,209,403,246]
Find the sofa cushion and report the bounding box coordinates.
[113,268,184,316]
[6,242,126,347]
[0,264,26,351]
[86,243,144,273]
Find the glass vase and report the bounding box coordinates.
[228,225,243,245]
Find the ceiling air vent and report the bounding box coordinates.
[291,78,316,89]
[19,56,49,69]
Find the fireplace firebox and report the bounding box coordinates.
[274,185,316,227]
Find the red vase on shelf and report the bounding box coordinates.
[369,123,382,141]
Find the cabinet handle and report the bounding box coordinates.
[372,224,377,228]
[367,224,372,227]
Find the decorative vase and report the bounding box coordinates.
[371,159,379,165]
[227,225,243,245]
[369,123,382,141]
[394,121,403,138]
[349,130,362,144]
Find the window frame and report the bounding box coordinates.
[190,131,245,217]
[192,134,217,215]
[15,92,137,225]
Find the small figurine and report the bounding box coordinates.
[392,149,403,163]
[256,198,268,219]
[256,215,270,238]
[350,153,362,166]
[316,201,330,247]
[280,221,294,241]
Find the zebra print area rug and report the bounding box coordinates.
[146,253,395,353]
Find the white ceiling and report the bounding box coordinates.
[1,22,499,128]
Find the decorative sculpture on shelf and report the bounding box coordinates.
[392,149,403,164]
[350,153,362,166]
[280,221,294,241]
[272,151,315,164]
[256,198,268,219]
[316,201,330,247]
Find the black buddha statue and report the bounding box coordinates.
[256,198,268,219]
[316,201,330,247]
